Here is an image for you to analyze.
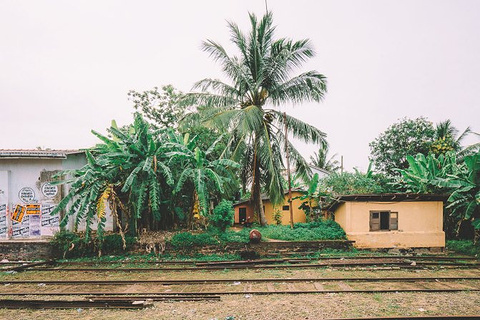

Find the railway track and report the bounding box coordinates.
[27,260,480,272]
[1,275,479,295]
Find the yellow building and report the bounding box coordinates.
[329,194,445,249]
[233,190,307,225]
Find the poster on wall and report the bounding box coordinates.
[11,205,26,223]
[41,204,59,236]
[26,204,41,215]
[12,215,29,238]
[29,214,41,237]
[0,204,7,238]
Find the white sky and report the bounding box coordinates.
[1,0,479,171]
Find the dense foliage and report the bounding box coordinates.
[397,150,480,239]
[53,114,239,244]
[446,240,480,256]
[320,167,393,196]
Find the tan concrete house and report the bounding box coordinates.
[233,190,307,225]
[328,194,445,249]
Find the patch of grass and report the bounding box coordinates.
[249,220,347,241]
[446,240,480,256]
[167,229,250,249]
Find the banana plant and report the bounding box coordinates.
[438,152,480,232]
[396,152,457,193]
[295,173,330,220]
[167,134,240,228]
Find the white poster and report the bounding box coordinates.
[41,204,59,236]
[0,204,7,238]
[29,214,41,237]
[12,215,29,238]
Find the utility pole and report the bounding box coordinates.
[284,112,294,229]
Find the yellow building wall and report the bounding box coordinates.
[334,201,445,249]
[263,191,306,225]
[234,192,307,225]
[333,202,347,229]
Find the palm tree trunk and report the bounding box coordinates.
[251,146,267,226]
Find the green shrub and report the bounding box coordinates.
[169,232,218,249]
[216,228,250,244]
[50,231,137,258]
[446,240,480,256]
[100,234,137,254]
[210,200,234,231]
[50,231,90,258]
[251,220,346,241]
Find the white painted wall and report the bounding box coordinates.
[0,153,113,240]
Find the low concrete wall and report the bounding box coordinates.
[157,240,355,256]
[0,239,355,261]
[0,240,53,260]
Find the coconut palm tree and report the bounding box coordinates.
[183,12,327,225]
[431,119,480,158]
[310,143,340,173]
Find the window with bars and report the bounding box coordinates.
[370,211,398,231]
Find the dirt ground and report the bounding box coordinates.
[1,267,480,319]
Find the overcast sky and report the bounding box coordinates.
[1,0,479,171]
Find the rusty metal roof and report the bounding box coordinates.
[0,149,84,159]
[326,193,448,212]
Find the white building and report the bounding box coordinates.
[0,149,112,240]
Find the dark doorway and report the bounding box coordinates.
[239,207,247,223]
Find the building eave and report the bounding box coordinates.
[326,193,448,212]
[0,149,85,160]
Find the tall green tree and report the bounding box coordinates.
[128,85,185,129]
[183,12,327,225]
[369,117,435,177]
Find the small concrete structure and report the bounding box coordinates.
[329,193,445,250]
[233,190,307,225]
[0,149,113,240]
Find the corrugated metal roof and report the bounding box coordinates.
[0,149,84,159]
[326,193,448,212]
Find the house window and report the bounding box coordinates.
[370,211,398,231]
[282,205,289,211]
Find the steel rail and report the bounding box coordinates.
[53,255,478,266]
[0,298,151,309]
[326,316,480,320]
[0,288,479,296]
[30,261,480,271]
[1,276,480,285]
[3,260,56,272]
